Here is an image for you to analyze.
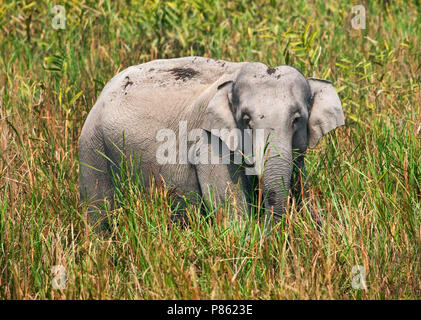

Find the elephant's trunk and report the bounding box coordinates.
[261,143,293,226]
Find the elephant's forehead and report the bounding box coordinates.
[235,67,310,103]
[236,63,305,81]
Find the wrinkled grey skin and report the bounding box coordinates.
[79,57,344,232]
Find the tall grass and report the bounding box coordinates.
[0,0,420,299]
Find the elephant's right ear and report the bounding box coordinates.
[201,81,239,151]
[307,78,345,148]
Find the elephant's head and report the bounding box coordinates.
[202,62,344,221]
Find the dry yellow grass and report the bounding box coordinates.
[0,0,420,299]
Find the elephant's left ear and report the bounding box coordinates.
[201,81,239,151]
[307,78,345,148]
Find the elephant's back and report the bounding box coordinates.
[99,56,239,96]
[97,57,241,140]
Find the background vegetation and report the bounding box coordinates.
[0,0,420,299]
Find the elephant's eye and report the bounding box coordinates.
[293,115,302,127]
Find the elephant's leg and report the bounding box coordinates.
[79,131,114,233]
[193,137,250,221]
[195,163,250,220]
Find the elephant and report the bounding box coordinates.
[79,56,344,232]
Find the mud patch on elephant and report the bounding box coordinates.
[123,76,133,89]
[267,67,276,75]
[168,67,199,81]
[216,60,226,67]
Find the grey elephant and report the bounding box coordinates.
[79,57,344,232]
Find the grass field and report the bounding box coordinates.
[0,0,420,299]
